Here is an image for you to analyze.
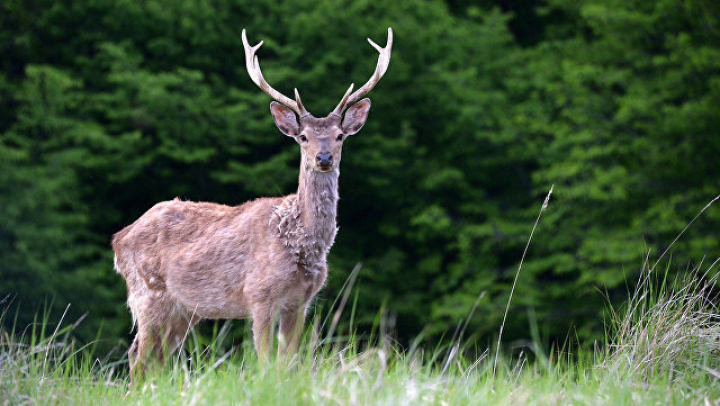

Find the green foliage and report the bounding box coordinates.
[1,0,719,351]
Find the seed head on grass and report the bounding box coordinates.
[493,185,554,379]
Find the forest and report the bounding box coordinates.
[1,0,719,354]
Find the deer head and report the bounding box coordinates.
[241,28,393,173]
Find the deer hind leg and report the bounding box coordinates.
[128,293,194,383]
[129,314,198,385]
[128,320,157,384]
[157,310,200,362]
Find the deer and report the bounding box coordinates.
[112,27,392,379]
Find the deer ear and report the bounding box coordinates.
[270,102,300,136]
[341,98,371,135]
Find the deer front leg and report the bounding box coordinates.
[251,302,275,363]
[278,305,305,359]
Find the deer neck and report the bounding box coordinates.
[273,164,339,269]
[296,165,339,242]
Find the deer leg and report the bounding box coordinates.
[130,311,198,386]
[129,323,158,385]
[159,312,199,361]
[251,302,275,362]
[170,317,195,353]
[278,305,305,359]
[128,334,141,384]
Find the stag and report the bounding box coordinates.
[112,28,392,378]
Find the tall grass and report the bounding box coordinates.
[605,259,720,383]
[602,194,720,386]
[2,254,718,405]
[1,194,719,405]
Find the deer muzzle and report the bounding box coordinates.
[316,151,333,171]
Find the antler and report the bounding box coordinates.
[241,29,311,117]
[331,27,393,117]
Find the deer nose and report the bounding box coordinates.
[316,151,333,167]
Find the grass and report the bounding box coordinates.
[1,192,718,405]
[2,258,718,406]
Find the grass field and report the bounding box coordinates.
[1,257,718,406]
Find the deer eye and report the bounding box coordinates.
[300,135,308,142]
[336,134,344,141]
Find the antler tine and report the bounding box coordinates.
[294,88,309,117]
[330,83,354,117]
[241,29,310,117]
[332,27,393,116]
